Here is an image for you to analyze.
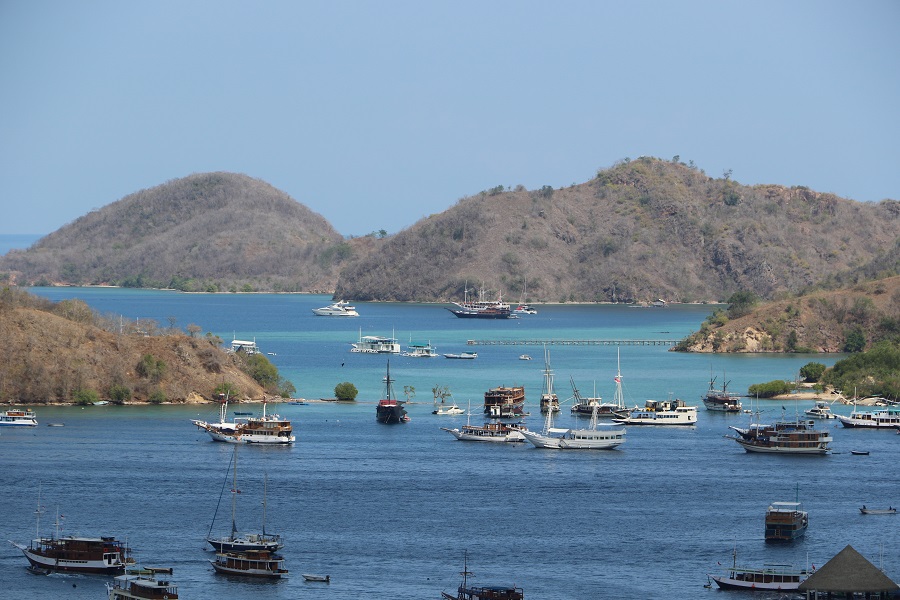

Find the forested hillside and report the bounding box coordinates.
[673,275,900,353]
[0,172,354,292]
[335,157,900,302]
[0,287,284,404]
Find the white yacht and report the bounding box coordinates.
[804,401,836,419]
[836,404,900,428]
[312,300,359,316]
[613,397,698,425]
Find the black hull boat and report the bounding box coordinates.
[376,361,408,424]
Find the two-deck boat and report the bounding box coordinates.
[765,501,808,542]
[836,404,900,428]
[192,395,295,444]
[613,397,698,425]
[701,374,743,412]
[403,341,438,357]
[350,331,401,354]
[726,417,832,454]
[483,385,527,418]
[107,567,179,600]
[805,401,836,419]
[0,408,38,426]
[709,548,810,591]
[312,300,359,316]
[376,361,408,424]
[446,285,513,319]
[210,549,288,578]
[441,552,524,600]
[207,446,283,553]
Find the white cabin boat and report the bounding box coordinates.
[312,300,358,316]
[836,404,900,428]
[350,332,401,354]
[709,548,809,591]
[0,408,38,426]
[805,401,836,419]
[521,394,626,450]
[613,397,698,425]
[403,341,438,357]
[444,352,477,360]
[229,338,260,354]
[442,421,527,443]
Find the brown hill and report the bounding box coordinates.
[0,288,269,404]
[0,172,353,292]
[673,275,900,353]
[335,157,900,302]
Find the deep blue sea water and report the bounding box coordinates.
[1,289,897,600]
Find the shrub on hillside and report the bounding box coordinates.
[747,380,793,398]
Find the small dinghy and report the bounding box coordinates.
[850,450,869,455]
[302,573,330,582]
[859,506,897,515]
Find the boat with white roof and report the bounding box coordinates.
[0,408,38,426]
[312,300,358,316]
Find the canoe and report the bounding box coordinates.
[859,507,896,515]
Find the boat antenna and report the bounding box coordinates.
[460,549,474,588]
[262,471,268,538]
[34,482,45,540]
[231,446,239,539]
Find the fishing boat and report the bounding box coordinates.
[443,352,478,360]
[701,373,742,412]
[350,331,401,354]
[210,549,288,578]
[0,408,38,426]
[207,447,283,553]
[709,547,810,591]
[765,501,808,542]
[538,347,560,413]
[520,399,626,450]
[376,361,408,424]
[850,450,869,455]
[107,567,179,600]
[441,551,523,600]
[446,284,513,319]
[613,396,698,425]
[483,385,527,418]
[302,573,331,582]
[859,506,896,515]
[836,404,900,428]
[403,341,438,357]
[726,417,832,454]
[805,401,836,419]
[192,395,295,444]
[312,300,359,316]
[570,349,629,419]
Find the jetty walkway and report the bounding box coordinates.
[466,339,679,347]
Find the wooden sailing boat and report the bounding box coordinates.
[207,446,283,552]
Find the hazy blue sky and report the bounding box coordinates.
[2,1,898,237]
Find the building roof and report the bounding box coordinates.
[798,545,899,593]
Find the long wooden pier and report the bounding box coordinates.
[466,339,679,347]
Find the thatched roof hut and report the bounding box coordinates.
[799,545,899,599]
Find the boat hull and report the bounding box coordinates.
[210,561,287,578]
[711,575,803,591]
[441,427,525,443]
[16,544,127,575]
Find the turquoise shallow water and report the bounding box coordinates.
[2,288,897,600]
